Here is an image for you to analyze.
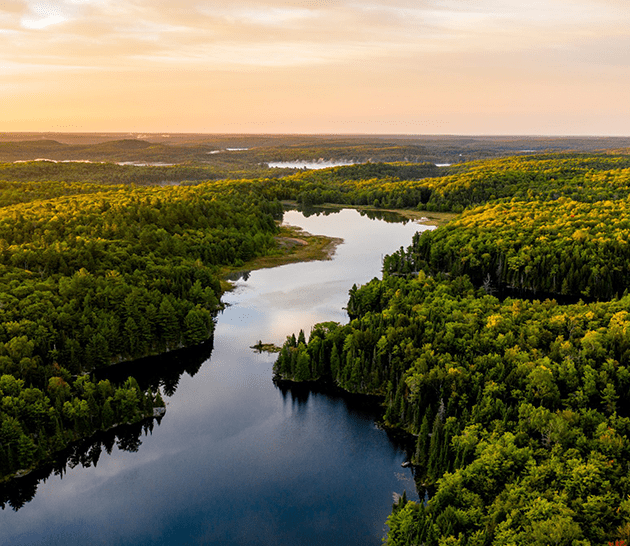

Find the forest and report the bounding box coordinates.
[273,152,630,545]
[0,154,448,481]
[0,174,283,479]
[3,143,630,544]
[3,133,630,168]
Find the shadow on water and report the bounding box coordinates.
[357,209,413,224]
[95,337,214,396]
[274,379,417,458]
[296,205,413,225]
[224,270,251,283]
[275,379,435,505]
[0,337,215,512]
[0,420,159,512]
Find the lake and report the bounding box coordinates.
[0,209,433,546]
[267,160,357,170]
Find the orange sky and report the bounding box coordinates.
[2,0,629,135]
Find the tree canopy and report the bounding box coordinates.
[274,152,630,545]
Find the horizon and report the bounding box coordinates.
[2,132,630,139]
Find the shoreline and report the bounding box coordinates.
[279,201,458,226]
[220,204,456,292]
[219,223,343,292]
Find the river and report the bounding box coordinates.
[1,208,433,546]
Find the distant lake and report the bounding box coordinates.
[1,209,433,546]
[116,161,175,167]
[267,160,358,169]
[12,159,176,167]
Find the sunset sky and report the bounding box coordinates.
[2,0,629,135]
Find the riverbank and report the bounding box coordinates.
[219,204,456,292]
[221,204,455,293]
[219,223,343,292]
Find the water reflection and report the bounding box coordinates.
[357,209,413,224]
[298,204,414,225]
[224,270,251,283]
[275,379,417,462]
[96,337,214,395]
[0,420,159,512]
[1,338,214,512]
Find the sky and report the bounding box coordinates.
[1,0,629,135]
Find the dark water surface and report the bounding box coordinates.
[1,209,432,546]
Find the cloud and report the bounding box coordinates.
[20,1,76,29]
[2,0,630,133]
[4,0,629,67]
[197,5,318,27]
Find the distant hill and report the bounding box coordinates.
[1,133,629,166]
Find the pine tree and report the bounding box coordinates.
[415,414,430,467]
[330,344,341,383]
[295,345,311,382]
[427,415,444,480]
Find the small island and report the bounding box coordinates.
[250,340,282,353]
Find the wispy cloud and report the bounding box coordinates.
[4,0,628,65]
[2,0,629,133]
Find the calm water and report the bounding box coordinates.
[1,209,432,546]
[267,160,357,170]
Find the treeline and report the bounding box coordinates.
[274,152,630,544]
[214,162,440,209]
[254,153,630,213]
[0,161,291,189]
[0,159,441,209]
[385,196,630,300]
[0,373,163,482]
[0,178,283,479]
[422,154,630,212]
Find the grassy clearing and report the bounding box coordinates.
[384,209,457,226]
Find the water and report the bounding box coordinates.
[267,160,357,170]
[0,209,432,546]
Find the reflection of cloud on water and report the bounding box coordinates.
[267,309,347,345]
[217,304,263,330]
[217,277,351,344]
[255,279,350,311]
[217,306,345,347]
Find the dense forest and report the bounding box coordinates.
[4,145,630,544]
[0,155,445,482]
[0,176,283,479]
[273,153,630,545]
